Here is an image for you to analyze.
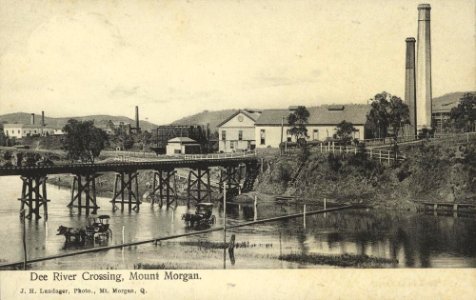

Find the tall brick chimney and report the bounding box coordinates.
[405,37,417,137]
[31,113,35,125]
[135,106,140,132]
[41,111,45,126]
[416,3,432,130]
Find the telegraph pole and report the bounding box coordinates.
[223,182,227,269]
[20,209,27,270]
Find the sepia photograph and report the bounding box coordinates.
[0,0,474,298]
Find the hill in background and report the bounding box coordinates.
[0,113,158,132]
[2,91,473,134]
[432,91,475,113]
[171,109,239,132]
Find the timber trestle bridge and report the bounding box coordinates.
[0,154,260,220]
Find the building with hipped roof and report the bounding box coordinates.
[254,104,370,148]
[166,137,201,155]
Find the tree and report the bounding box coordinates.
[449,93,476,132]
[287,106,310,144]
[62,119,108,163]
[336,120,356,145]
[366,92,410,139]
[366,92,391,138]
[388,96,410,138]
[137,130,152,150]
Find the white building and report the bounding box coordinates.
[254,105,370,148]
[3,124,59,138]
[166,137,201,155]
[217,110,261,153]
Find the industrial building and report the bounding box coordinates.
[2,112,63,138]
[217,110,261,153]
[254,105,369,148]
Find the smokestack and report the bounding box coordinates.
[31,113,35,125]
[416,3,432,130]
[405,37,417,137]
[135,106,140,131]
[41,111,45,127]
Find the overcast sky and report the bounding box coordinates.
[0,0,474,125]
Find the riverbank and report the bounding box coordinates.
[255,142,476,210]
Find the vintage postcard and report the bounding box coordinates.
[0,0,475,299]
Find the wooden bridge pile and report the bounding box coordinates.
[0,156,260,220]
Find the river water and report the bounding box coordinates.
[0,176,475,269]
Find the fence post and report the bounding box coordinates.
[324,198,327,218]
[379,150,382,163]
[354,147,357,154]
[254,195,258,221]
[320,143,323,153]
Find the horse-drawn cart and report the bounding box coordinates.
[57,215,112,244]
[182,203,216,227]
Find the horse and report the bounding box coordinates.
[57,225,87,244]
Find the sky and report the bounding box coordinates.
[0,0,474,125]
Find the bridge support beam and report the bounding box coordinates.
[67,173,101,215]
[187,167,212,206]
[18,175,50,220]
[151,169,178,207]
[219,165,242,200]
[242,162,259,193]
[111,171,141,212]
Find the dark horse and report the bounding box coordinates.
[57,225,87,244]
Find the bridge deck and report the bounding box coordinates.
[0,156,258,176]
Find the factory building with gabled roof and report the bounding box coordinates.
[254,104,370,148]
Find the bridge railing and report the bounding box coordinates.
[111,151,257,162]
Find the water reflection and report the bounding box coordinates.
[0,176,475,269]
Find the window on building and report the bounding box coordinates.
[354,129,360,139]
[18,130,20,134]
[313,129,319,140]
[260,129,266,145]
[238,130,243,141]
[230,141,234,149]
[287,137,292,142]
[221,130,226,141]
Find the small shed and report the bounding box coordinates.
[166,137,201,155]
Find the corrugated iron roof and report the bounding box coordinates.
[255,104,371,125]
[167,137,198,143]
